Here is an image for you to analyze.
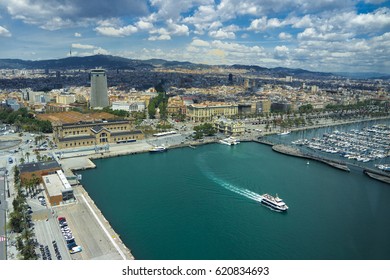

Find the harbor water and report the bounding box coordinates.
[79,139,390,260]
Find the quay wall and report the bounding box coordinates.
[271,144,351,172]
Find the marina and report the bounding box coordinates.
[290,124,390,169]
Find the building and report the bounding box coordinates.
[52,119,144,149]
[214,118,245,135]
[271,101,292,112]
[57,94,76,105]
[111,101,146,113]
[238,103,252,115]
[167,96,186,116]
[187,102,238,122]
[254,100,271,114]
[45,103,71,112]
[5,98,20,111]
[29,91,50,104]
[19,160,62,184]
[42,170,74,206]
[90,69,109,109]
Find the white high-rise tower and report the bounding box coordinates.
[90,69,109,109]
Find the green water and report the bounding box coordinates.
[80,142,390,260]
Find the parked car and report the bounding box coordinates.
[70,246,82,254]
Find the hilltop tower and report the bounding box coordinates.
[90,69,109,109]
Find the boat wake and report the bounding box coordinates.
[205,171,263,203]
[197,154,263,203]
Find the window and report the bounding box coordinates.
[100,132,108,143]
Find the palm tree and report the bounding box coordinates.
[34,150,41,161]
[30,174,40,195]
[25,151,30,163]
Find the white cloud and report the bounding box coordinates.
[97,18,123,27]
[136,20,154,30]
[166,19,189,36]
[0,26,11,37]
[147,19,189,40]
[2,0,148,30]
[95,24,137,37]
[364,0,387,4]
[149,0,213,20]
[209,29,236,39]
[248,16,287,31]
[190,38,210,47]
[347,7,390,33]
[279,32,292,40]
[71,43,95,49]
[297,27,354,41]
[274,45,289,58]
[148,34,171,41]
[69,46,110,57]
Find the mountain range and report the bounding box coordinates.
[0,55,388,80]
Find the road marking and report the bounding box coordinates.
[80,194,126,260]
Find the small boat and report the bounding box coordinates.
[261,193,288,212]
[149,146,167,153]
[278,130,291,136]
[219,136,240,145]
[375,164,390,171]
[306,161,310,165]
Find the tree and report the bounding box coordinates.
[193,123,217,139]
[299,104,314,114]
[148,101,156,119]
[25,152,30,163]
[35,150,41,162]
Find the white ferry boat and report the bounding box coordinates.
[149,146,167,153]
[261,193,288,212]
[219,136,240,146]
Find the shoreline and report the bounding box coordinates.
[58,115,390,260]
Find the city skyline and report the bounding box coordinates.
[0,0,389,74]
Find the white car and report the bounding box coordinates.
[70,246,82,254]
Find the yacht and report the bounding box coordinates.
[278,130,291,136]
[261,193,289,212]
[375,164,390,171]
[219,136,240,146]
[149,146,167,153]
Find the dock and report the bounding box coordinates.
[271,144,350,172]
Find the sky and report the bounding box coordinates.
[0,0,389,74]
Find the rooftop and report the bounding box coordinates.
[19,160,61,173]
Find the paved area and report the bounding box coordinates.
[54,186,133,260]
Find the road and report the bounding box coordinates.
[0,168,7,260]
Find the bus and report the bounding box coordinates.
[153,131,177,137]
[116,139,136,144]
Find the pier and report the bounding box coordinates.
[271,144,351,172]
